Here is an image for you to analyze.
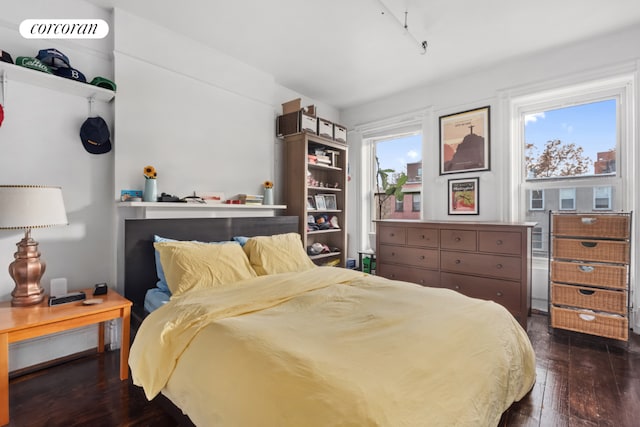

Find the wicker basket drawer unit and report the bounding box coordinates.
[551,283,627,314]
[550,306,628,341]
[550,260,627,289]
[549,212,631,341]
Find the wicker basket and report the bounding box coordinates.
[551,283,627,314]
[550,261,627,289]
[551,306,628,341]
[553,214,630,239]
[553,238,629,264]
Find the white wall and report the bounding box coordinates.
[0,0,115,370]
[342,24,640,331]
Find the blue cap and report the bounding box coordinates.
[36,48,70,69]
[54,66,86,82]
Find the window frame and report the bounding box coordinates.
[593,186,612,210]
[558,188,576,211]
[529,189,544,211]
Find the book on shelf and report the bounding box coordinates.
[230,194,264,204]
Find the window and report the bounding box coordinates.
[371,133,422,221]
[559,188,576,210]
[412,194,421,212]
[532,227,544,251]
[529,190,544,210]
[510,74,632,258]
[593,186,612,210]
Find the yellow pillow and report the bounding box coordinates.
[154,241,257,296]
[243,232,316,275]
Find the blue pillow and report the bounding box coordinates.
[153,235,175,293]
[233,236,250,246]
[153,235,236,293]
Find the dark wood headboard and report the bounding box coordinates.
[124,216,299,311]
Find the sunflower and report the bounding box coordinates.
[144,165,157,179]
[263,180,274,189]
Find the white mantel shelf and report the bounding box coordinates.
[117,201,287,219]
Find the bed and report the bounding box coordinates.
[125,216,536,427]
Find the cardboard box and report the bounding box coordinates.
[282,98,301,114]
[317,118,333,139]
[333,124,347,143]
[276,111,318,137]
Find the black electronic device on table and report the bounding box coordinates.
[93,283,108,295]
[49,291,86,306]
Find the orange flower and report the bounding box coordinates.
[263,180,274,189]
[143,165,157,179]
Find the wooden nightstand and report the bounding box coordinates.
[0,288,132,426]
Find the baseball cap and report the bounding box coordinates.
[0,50,13,64]
[54,66,86,82]
[80,116,111,154]
[90,76,116,91]
[0,104,4,127]
[36,48,70,69]
[15,57,52,74]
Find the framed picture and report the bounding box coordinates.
[439,106,490,175]
[322,194,337,210]
[307,196,316,210]
[448,177,479,215]
[314,194,326,210]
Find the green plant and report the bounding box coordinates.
[375,156,407,220]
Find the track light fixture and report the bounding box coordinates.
[377,1,428,55]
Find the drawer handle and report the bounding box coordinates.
[390,233,395,237]
[455,259,461,264]
[581,217,597,225]
[578,265,595,273]
[496,239,503,245]
[496,291,503,297]
[578,289,595,296]
[454,285,461,290]
[454,237,461,242]
[496,263,503,269]
[390,274,395,278]
[391,252,396,257]
[419,255,425,260]
[579,313,596,321]
[580,241,598,248]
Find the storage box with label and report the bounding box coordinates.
[276,111,318,137]
[317,118,333,139]
[333,124,347,143]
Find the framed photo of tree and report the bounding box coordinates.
[439,106,490,175]
[448,177,479,215]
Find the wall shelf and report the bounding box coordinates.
[117,201,287,219]
[0,62,114,102]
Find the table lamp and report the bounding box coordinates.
[0,185,68,306]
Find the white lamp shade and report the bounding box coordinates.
[0,185,68,229]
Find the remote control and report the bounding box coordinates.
[49,291,87,306]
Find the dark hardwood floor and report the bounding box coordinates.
[7,313,640,427]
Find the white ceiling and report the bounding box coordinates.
[85,0,640,110]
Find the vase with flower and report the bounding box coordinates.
[263,180,274,205]
[143,165,158,202]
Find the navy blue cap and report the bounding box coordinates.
[80,117,111,154]
[54,66,86,82]
[0,50,13,64]
[36,48,70,69]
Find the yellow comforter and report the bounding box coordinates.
[129,267,535,427]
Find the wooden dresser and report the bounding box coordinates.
[376,220,535,330]
[549,212,631,341]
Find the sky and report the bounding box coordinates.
[375,99,616,177]
[524,99,617,174]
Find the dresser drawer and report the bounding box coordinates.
[478,231,521,255]
[551,306,628,341]
[406,227,438,248]
[378,226,406,245]
[440,229,476,251]
[440,251,521,280]
[378,245,439,269]
[378,263,439,286]
[553,214,630,239]
[553,238,629,264]
[550,260,627,290]
[440,272,521,313]
[551,283,626,314]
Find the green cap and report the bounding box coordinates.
[90,76,116,91]
[15,57,52,74]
